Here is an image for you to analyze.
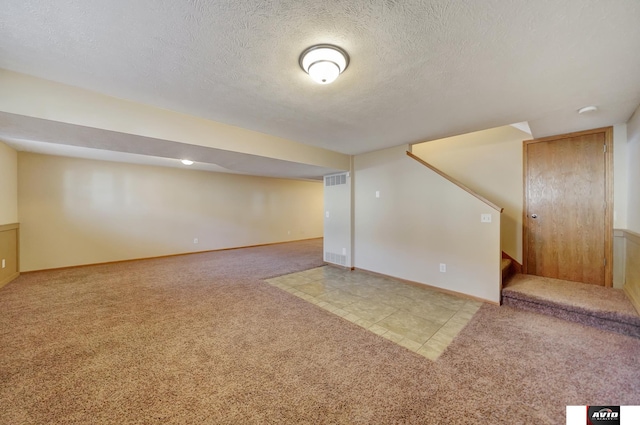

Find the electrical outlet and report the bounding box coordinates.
[342,247,346,255]
[193,238,199,244]
[326,211,330,218]
[439,263,446,272]
[1,259,4,269]
[481,214,492,223]
[375,190,380,198]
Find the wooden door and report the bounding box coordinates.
[523,127,613,286]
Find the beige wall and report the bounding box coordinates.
[622,230,640,314]
[412,125,527,263]
[18,153,323,271]
[613,124,628,229]
[0,141,18,225]
[0,69,350,170]
[354,145,501,303]
[627,105,640,233]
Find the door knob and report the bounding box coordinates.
[531,214,538,219]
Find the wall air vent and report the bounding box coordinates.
[324,173,347,187]
[324,251,347,266]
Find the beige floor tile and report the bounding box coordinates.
[283,276,318,286]
[428,330,455,346]
[333,308,350,318]
[398,338,423,352]
[354,318,374,329]
[376,293,417,310]
[405,303,457,325]
[316,289,363,309]
[417,344,442,361]
[340,284,384,298]
[464,299,483,308]
[368,324,389,335]
[438,321,465,337]
[313,277,343,287]
[451,310,475,321]
[445,315,473,330]
[343,300,397,323]
[294,267,326,277]
[460,302,482,315]
[318,303,340,313]
[295,282,336,297]
[375,310,441,343]
[275,277,299,287]
[344,313,361,323]
[402,330,437,345]
[381,330,404,343]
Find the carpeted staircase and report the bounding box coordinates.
[502,274,640,338]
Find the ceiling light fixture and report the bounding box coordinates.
[181,159,194,165]
[578,105,598,114]
[299,44,349,84]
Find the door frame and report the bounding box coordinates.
[522,126,613,287]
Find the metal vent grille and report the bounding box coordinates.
[325,174,347,187]
[324,251,347,266]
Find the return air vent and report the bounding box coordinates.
[324,173,347,187]
[324,251,347,266]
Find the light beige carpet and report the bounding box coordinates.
[1,239,638,424]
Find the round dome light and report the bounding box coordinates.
[578,105,598,114]
[299,44,349,84]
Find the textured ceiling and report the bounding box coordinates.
[1,0,640,157]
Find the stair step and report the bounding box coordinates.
[501,259,514,285]
[501,258,511,272]
[502,274,640,338]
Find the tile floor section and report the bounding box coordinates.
[265,266,483,361]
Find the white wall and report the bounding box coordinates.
[323,172,352,267]
[412,125,527,263]
[0,141,18,225]
[627,105,640,233]
[18,153,324,271]
[354,145,501,303]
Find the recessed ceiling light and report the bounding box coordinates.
[578,105,598,114]
[299,44,349,84]
[181,159,194,165]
